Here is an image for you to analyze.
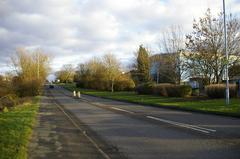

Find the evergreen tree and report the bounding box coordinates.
[137,45,151,83]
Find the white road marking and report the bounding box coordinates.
[146,116,216,134]
[111,107,135,114]
[184,123,216,132]
[54,103,111,159]
[94,102,107,107]
[59,87,216,134]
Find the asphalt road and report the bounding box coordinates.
[29,90,107,159]
[49,86,240,159]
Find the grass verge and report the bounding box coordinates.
[62,83,240,117]
[0,97,40,159]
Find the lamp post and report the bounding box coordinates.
[223,0,230,105]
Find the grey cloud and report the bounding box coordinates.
[0,0,239,73]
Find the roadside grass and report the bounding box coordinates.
[0,97,39,159]
[62,83,240,117]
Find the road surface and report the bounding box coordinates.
[46,86,240,159]
[28,90,109,159]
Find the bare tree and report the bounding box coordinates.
[56,64,75,83]
[11,48,50,83]
[185,9,240,84]
[10,48,50,96]
[102,53,121,92]
[159,25,186,84]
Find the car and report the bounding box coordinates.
[49,84,54,89]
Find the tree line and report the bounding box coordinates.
[57,54,135,92]
[137,9,240,86]
[57,9,240,92]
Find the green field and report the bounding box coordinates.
[63,83,240,117]
[0,97,39,159]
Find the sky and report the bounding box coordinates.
[0,0,240,74]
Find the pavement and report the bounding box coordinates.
[29,86,240,159]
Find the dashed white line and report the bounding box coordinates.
[111,107,135,114]
[184,123,216,132]
[58,87,216,134]
[146,116,216,134]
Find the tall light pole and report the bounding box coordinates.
[223,0,230,105]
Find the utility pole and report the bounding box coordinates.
[223,0,230,105]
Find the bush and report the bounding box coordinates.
[0,94,19,111]
[192,88,200,96]
[205,84,237,98]
[0,81,14,97]
[153,83,170,96]
[115,77,135,91]
[136,82,155,94]
[179,85,192,97]
[164,84,179,97]
[13,78,41,97]
[153,84,192,97]
[3,107,9,112]
[76,81,84,88]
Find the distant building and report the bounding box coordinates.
[150,53,182,84]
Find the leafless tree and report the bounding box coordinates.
[56,64,75,83]
[102,53,121,92]
[184,9,240,84]
[10,48,50,96]
[11,48,50,83]
[158,25,186,84]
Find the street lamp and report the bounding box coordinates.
[223,0,230,105]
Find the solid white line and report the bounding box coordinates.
[146,116,216,134]
[54,103,111,159]
[111,107,135,114]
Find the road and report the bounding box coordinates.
[48,86,240,159]
[28,89,108,159]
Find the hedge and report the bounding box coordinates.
[205,84,237,98]
[135,82,155,95]
[76,76,135,92]
[136,83,192,97]
[114,78,135,91]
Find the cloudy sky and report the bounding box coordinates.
[0,0,240,73]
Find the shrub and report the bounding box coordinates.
[0,81,14,97]
[3,107,9,113]
[13,78,41,97]
[192,88,200,96]
[115,77,135,91]
[138,83,192,97]
[0,94,19,111]
[205,84,237,98]
[153,83,170,96]
[155,84,192,97]
[76,81,84,88]
[179,85,192,97]
[164,84,179,97]
[136,82,154,94]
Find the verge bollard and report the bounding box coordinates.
[73,91,76,97]
[77,91,81,98]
